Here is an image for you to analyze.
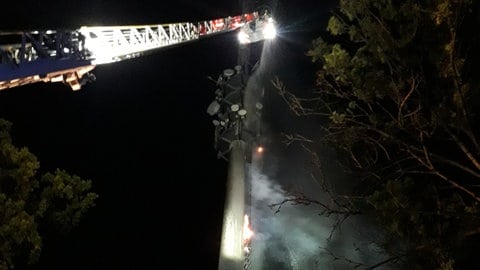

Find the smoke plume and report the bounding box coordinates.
[241,39,391,270]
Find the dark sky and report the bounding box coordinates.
[0,0,334,269]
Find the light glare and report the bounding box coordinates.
[238,30,250,44]
[222,213,243,259]
[263,20,277,40]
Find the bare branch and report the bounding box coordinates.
[272,76,328,117]
[446,128,480,171]
[430,152,480,179]
[433,171,480,203]
[323,247,401,269]
[269,192,361,240]
[322,247,366,269]
[397,76,419,123]
[365,255,402,270]
[281,133,314,146]
[269,194,361,217]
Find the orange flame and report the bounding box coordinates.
[256,146,264,154]
[243,214,254,253]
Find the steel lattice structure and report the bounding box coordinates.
[0,12,270,91]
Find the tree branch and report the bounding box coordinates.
[446,128,480,171]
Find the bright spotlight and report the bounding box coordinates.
[238,30,250,44]
[237,14,277,44]
[263,18,277,40]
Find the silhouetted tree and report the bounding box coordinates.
[0,119,98,270]
[274,0,480,268]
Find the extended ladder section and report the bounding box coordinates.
[79,13,256,65]
[0,12,262,91]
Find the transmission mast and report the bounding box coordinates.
[0,9,277,270]
[208,10,276,269]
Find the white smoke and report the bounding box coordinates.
[241,53,392,270]
[246,161,390,270]
[247,163,324,269]
[238,30,392,269]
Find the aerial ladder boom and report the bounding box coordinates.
[0,11,274,91]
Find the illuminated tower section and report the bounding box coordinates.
[218,139,246,269]
[207,64,262,270]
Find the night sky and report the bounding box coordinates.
[0,0,334,269]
